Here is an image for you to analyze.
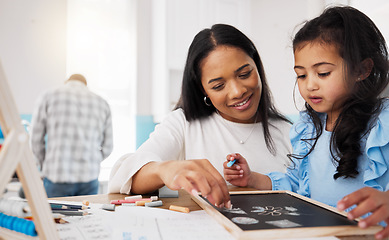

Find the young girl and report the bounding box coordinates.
[224,6,389,239]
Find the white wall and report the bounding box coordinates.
[250,0,309,116]
[0,0,67,114]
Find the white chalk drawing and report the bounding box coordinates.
[224,208,247,214]
[254,206,282,216]
[265,219,302,228]
[249,205,302,216]
[231,217,259,225]
[251,206,265,213]
[223,205,302,217]
[284,206,298,212]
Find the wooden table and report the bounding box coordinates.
[51,187,384,240]
[51,189,201,211]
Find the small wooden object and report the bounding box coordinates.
[169,205,190,213]
[0,60,60,239]
[192,190,382,239]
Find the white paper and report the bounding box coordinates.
[112,206,235,240]
[53,200,340,240]
[56,202,113,240]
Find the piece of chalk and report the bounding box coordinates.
[227,159,237,167]
[102,204,115,211]
[135,200,152,206]
[145,200,163,207]
[150,196,158,201]
[125,195,142,200]
[122,203,136,207]
[110,198,152,205]
[169,205,190,213]
[82,200,90,206]
[159,186,179,198]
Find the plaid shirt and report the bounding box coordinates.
[30,81,113,183]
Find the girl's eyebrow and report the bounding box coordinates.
[208,63,251,84]
[313,62,335,68]
[294,62,335,70]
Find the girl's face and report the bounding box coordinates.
[200,46,261,123]
[294,42,352,127]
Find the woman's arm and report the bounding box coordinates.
[111,110,231,207]
[132,159,231,208]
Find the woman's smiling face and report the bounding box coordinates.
[200,46,262,123]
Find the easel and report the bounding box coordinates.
[0,60,59,239]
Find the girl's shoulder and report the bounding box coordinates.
[379,98,389,118]
[363,99,389,190]
[365,99,389,146]
[290,111,324,138]
[289,111,322,156]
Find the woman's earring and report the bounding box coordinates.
[204,96,212,106]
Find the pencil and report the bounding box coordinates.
[25,213,68,223]
[51,209,88,216]
[49,202,89,210]
[50,204,68,210]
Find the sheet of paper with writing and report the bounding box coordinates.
[54,200,342,240]
[113,206,235,240]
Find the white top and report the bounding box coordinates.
[30,80,113,183]
[109,109,292,194]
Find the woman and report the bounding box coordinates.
[109,24,292,208]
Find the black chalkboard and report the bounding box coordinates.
[201,192,357,231]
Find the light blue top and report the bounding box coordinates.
[267,100,389,208]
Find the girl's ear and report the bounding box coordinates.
[357,58,374,81]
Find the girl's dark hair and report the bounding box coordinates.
[175,23,291,153]
[291,6,389,179]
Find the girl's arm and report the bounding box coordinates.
[337,187,389,239]
[224,153,272,190]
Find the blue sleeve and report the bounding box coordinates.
[363,100,389,191]
[267,111,317,197]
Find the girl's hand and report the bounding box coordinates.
[158,159,231,209]
[223,153,252,187]
[337,187,389,239]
